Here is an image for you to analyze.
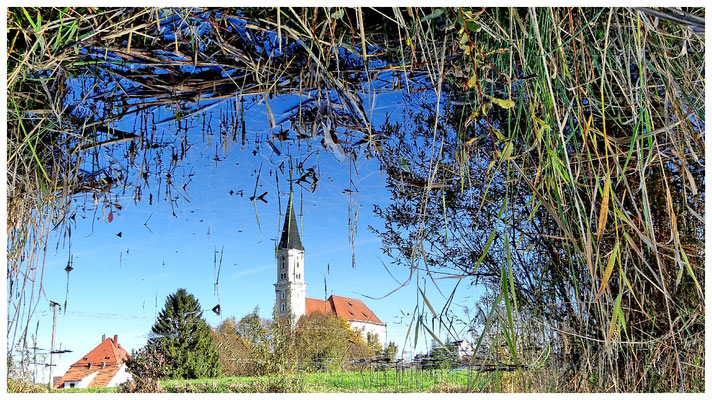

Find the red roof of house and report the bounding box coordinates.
[305,295,384,325]
[55,335,130,388]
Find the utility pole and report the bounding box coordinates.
[48,300,60,389]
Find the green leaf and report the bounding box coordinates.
[500,263,519,364]
[421,320,449,353]
[473,229,496,274]
[419,288,437,317]
[330,9,344,20]
[500,142,513,162]
[422,9,444,22]
[465,20,480,32]
[606,289,624,344]
[681,247,703,296]
[398,157,411,172]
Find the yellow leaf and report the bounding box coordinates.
[491,125,504,141]
[486,48,510,56]
[595,241,619,301]
[466,75,478,90]
[485,159,496,174]
[597,175,611,242]
[533,115,550,130]
[459,32,468,45]
[486,95,515,109]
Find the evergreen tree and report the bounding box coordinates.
[384,342,399,362]
[147,288,221,379]
[428,342,460,370]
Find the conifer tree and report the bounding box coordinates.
[147,288,221,379]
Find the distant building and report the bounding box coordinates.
[274,193,386,346]
[431,338,475,359]
[451,339,475,359]
[55,334,131,389]
[305,295,386,346]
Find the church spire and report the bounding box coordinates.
[279,192,304,250]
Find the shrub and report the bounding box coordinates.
[122,345,166,393]
[212,317,257,376]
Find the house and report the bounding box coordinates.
[451,339,475,359]
[55,334,131,389]
[430,338,475,360]
[305,295,386,345]
[274,192,386,346]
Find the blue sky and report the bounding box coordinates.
[21,90,480,383]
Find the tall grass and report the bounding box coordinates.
[374,7,704,392]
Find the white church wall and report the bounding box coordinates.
[287,249,306,318]
[350,321,387,347]
[275,247,306,319]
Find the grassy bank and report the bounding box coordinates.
[160,369,478,393]
[45,369,482,393]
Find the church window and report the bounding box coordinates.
[281,303,285,311]
[297,262,299,269]
[281,272,286,279]
[297,273,301,279]
[281,291,285,299]
[281,261,285,270]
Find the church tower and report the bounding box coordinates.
[274,192,306,318]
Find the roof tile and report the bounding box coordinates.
[55,336,130,388]
[305,295,383,324]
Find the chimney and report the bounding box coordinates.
[102,334,106,342]
[113,334,118,345]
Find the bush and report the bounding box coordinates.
[122,346,167,393]
[295,311,376,372]
[212,317,258,376]
[7,378,50,393]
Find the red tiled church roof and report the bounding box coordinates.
[305,295,384,325]
[55,335,130,388]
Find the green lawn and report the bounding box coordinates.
[159,368,484,393]
[53,386,120,393]
[41,368,487,393]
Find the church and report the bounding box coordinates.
[274,193,386,346]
